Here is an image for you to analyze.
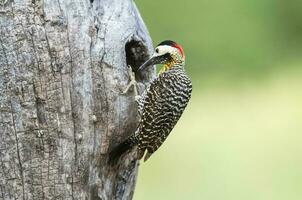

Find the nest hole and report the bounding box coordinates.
[125,40,151,82]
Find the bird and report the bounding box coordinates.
[109,40,192,164]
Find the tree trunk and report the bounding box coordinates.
[0,0,154,199]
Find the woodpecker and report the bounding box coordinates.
[110,40,192,163]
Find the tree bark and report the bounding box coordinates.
[0,0,154,199]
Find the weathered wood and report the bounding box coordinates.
[0,0,154,199]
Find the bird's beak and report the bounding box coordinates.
[137,55,158,72]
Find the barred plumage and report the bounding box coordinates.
[109,40,192,164]
[136,66,192,161]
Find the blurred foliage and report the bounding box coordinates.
[136,0,302,82]
[133,0,302,199]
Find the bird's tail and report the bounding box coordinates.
[108,135,138,165]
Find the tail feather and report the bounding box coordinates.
[108,137,136,165]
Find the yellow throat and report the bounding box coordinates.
[159,60,175,74]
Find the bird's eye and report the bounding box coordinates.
[155,48,159,53]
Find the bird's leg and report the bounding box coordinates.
[122,66,141,102]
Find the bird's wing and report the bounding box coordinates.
[137,71,192,161]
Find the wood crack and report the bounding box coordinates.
[9,99,25,200]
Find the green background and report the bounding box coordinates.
[134,0,302,199]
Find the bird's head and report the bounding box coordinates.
[138,40,185,73]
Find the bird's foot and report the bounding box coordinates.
[122,65,138,96]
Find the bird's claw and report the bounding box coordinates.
[122,65,138,96]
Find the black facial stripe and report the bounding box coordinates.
[157,53,172,64]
